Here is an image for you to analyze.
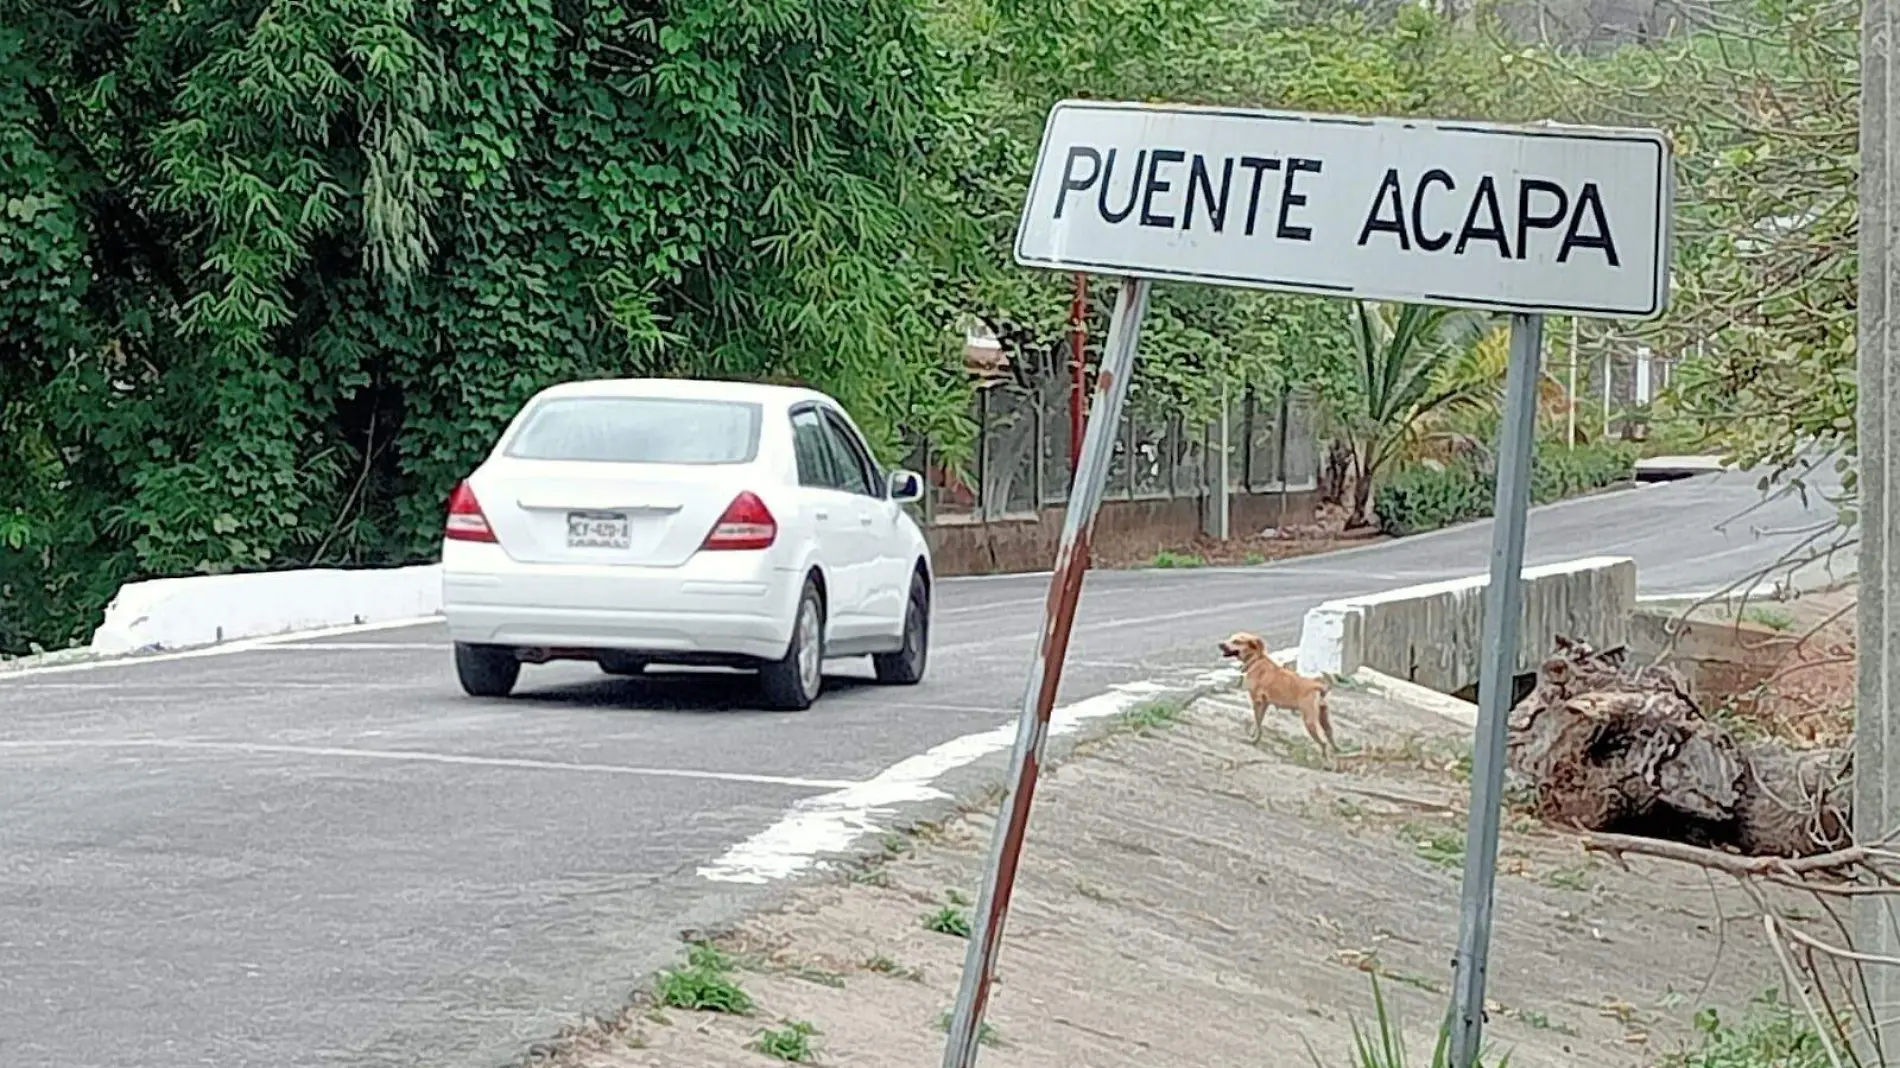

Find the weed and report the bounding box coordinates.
[923,903,973,938]
[1306,974,1510,1067]
[850,865,892,888]
[1148,549,1205,569]
[653,943,753,1014]
[1328,671,1375,693]
[752,1019,819,1062]
[1122,697,1187,733]
[1668,992,1829,1067]
[863,953,924,981]
[945,888,972,907]
[1499,1006,1577,1037]
[1255,729,1332,769]
[788,963,847,988]
[1740,604,1796,631]
[1245,550,1268,565]
[1541,865,1594,892]
[880,833,910,856]
[936,1010,1001,1047]
[1398,822,1467,870]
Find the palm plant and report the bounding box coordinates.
[1330,301,1495,528]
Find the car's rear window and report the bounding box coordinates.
[505,397,763,464]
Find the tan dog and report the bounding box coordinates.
[1217,632,1336,755]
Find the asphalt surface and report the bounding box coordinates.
[0,470,1843,1068]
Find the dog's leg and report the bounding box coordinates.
[1248,696,1267,743]
[1300,697,1335,762]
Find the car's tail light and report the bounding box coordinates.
[445,481,497,543]
[701,491,777,551]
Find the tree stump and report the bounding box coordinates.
[1506,636,1851,857]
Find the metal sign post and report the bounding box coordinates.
[941,276,1151,1068]
[1446,312,1544,1068]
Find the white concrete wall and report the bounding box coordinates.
[1297,556,1636,693]
[89,565,443,655]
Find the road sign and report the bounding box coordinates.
[1015,100,1673,319]
[948,98,1677,1068]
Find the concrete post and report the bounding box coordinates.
[1859,0,1900,1051]
[1208,385,1232,539]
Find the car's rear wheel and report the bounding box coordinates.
[873,572,929,686]
[760,579,825,711]
[598,652,647,677]
[455,642,520,698]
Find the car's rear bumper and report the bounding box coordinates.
[440,543,798,661]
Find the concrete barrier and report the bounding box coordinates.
[89,565,443,655]
[1296,556,1636,694]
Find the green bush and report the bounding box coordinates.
[1373,462,1494,536]
[1375,442,1636,536]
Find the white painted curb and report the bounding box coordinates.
[89,564,443,655]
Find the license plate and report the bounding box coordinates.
[566,511,631,550]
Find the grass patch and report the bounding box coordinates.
[923,902,973,938]
[1499,1006,1578,1037]
[1740,604,1796,632]
[752,1019,819,1062]
[1398,822,1467,870]
[1540,865,1594,892]
[1244,550,1268,565]
[654,944,754,1014]
[1148,549,1205,569]
[1121,696,1188,733]
[1667,993,1829,1067]
[1307,974,1510,1067]
[936,1010,1001,1047]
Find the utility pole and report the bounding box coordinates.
[1857,0,1900,1052]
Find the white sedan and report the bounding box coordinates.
[439,378,933,710]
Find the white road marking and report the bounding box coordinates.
[696,665,1236,885]
[8,681,427,691]
[0,738,859,790]
[260,642,444,651]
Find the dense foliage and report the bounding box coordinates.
[2,0,979,650]
[1374,440,1637,535]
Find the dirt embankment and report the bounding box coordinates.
[543,680,1779,1068]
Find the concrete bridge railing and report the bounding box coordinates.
[1296,556,1637,695]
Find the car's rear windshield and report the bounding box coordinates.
[505,397,763,465]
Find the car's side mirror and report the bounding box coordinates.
[888,469,925,503]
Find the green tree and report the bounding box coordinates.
[1504,0,1858,497]
[0,0,967,652]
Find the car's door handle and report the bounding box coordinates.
[814,509,831,521]
[859,515,874,527]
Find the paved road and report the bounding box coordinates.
[0,471,1842,1068]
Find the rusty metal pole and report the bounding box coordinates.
[1069,272,1090,475]
[940,276,1150,1068]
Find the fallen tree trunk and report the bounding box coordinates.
[1505,636,1852,857]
